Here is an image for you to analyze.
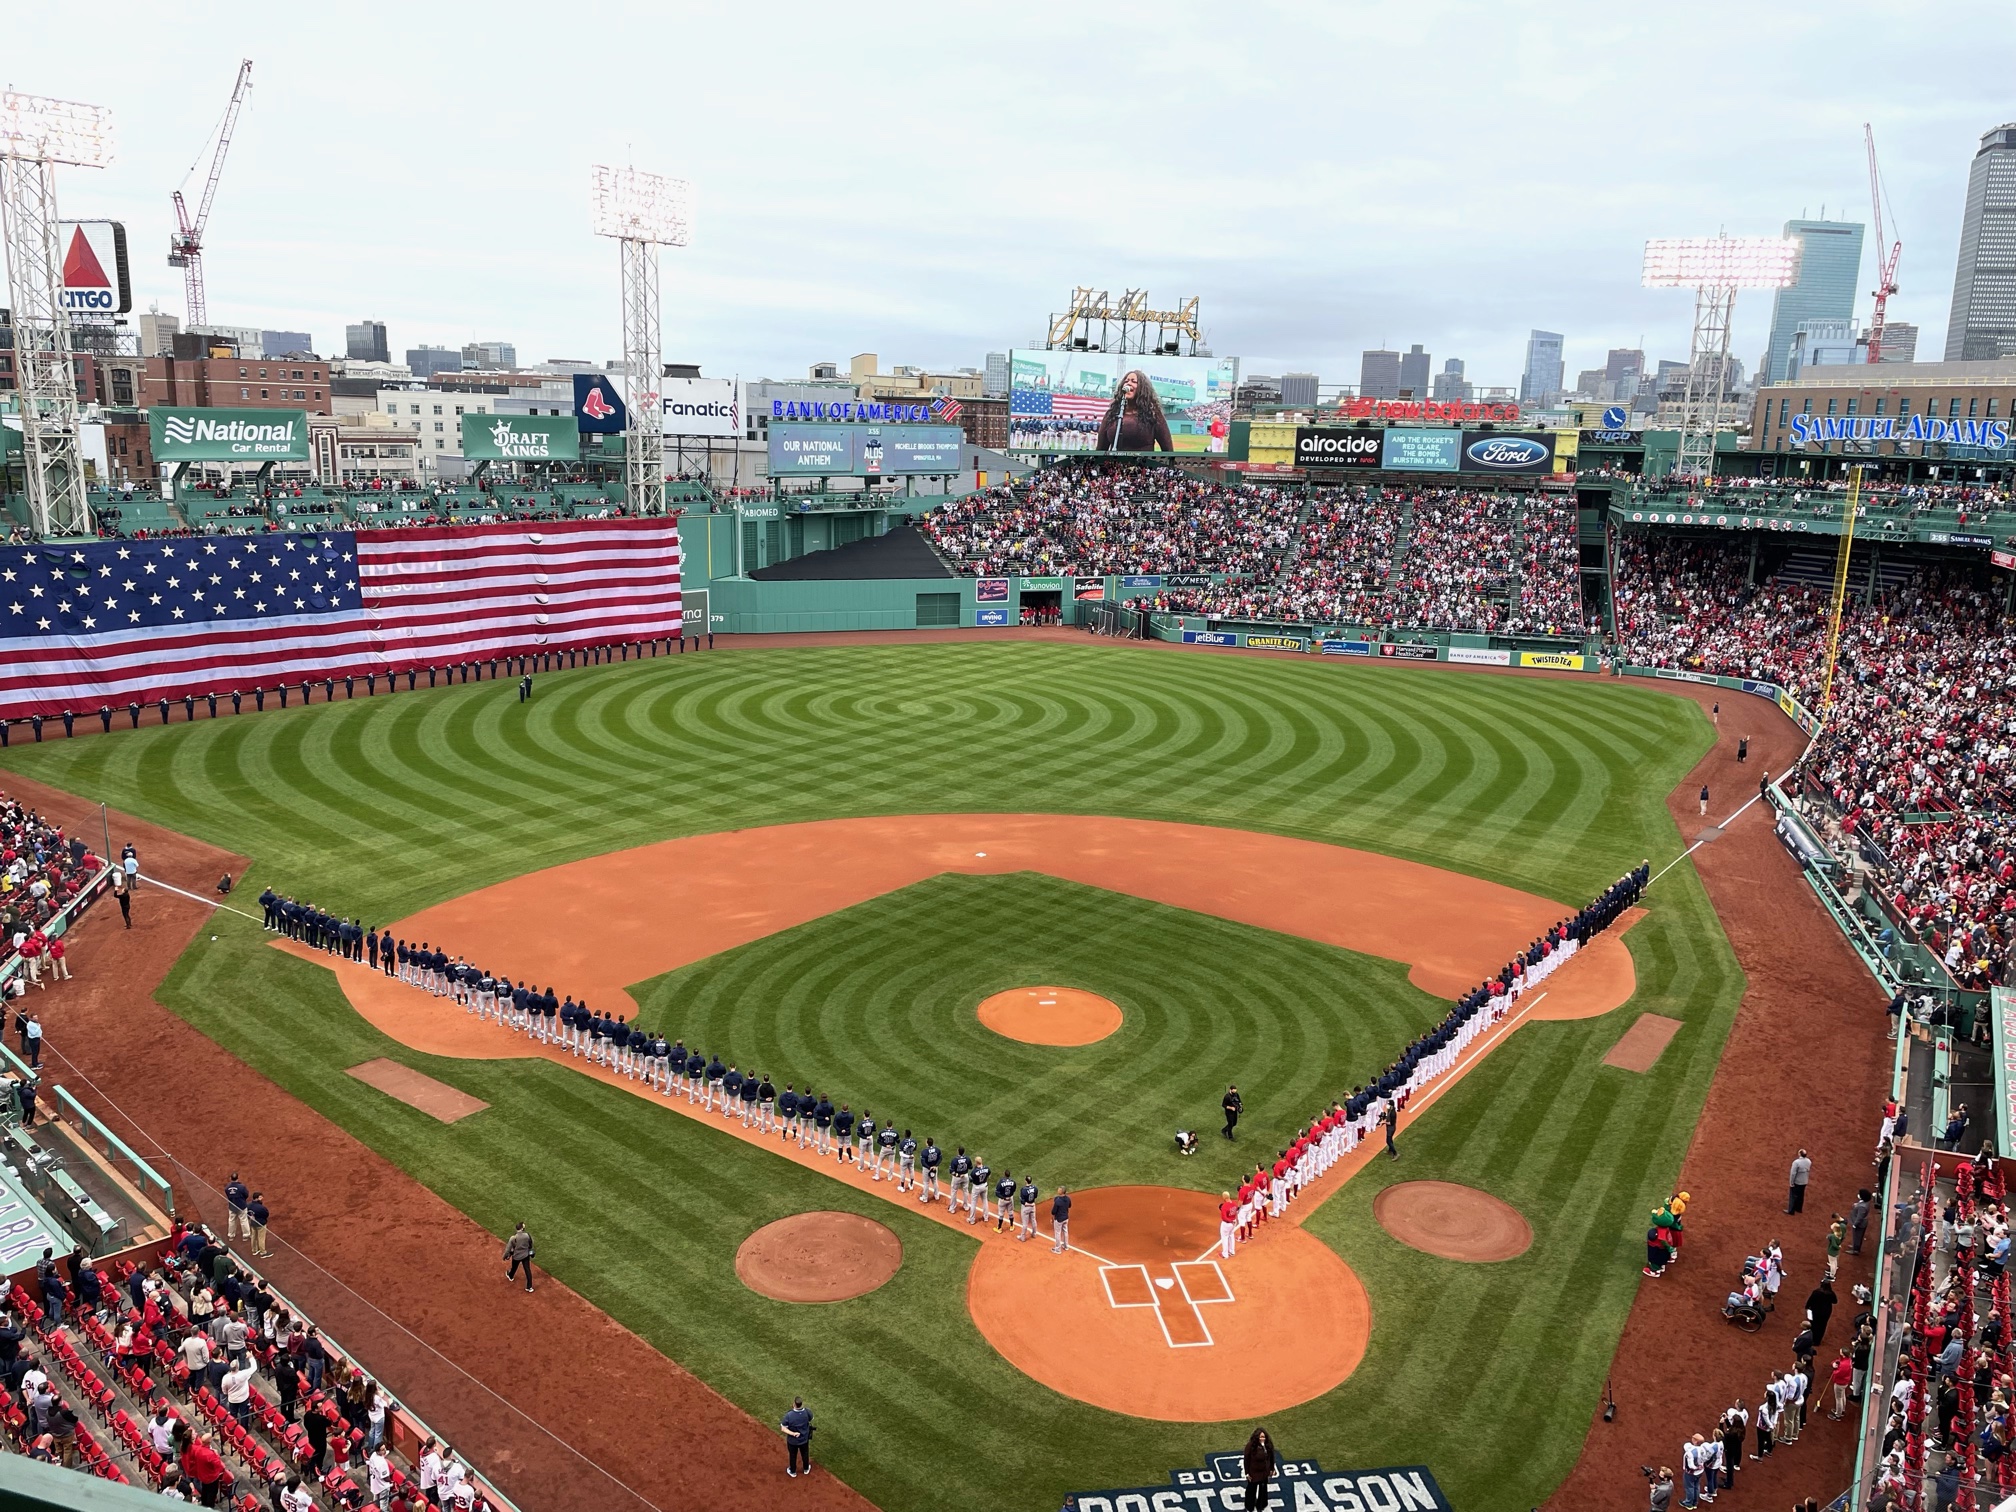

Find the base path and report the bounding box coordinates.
[283,811,1642,1421]
[736,1213,902,1303]
[976,986,1123,1046]
[288,812,1641,1051]
[1374,1181,1533,1262]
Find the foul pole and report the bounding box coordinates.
[1819,464,1864,714]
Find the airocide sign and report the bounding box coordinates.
[1294,428,1382,469]
[149,407,308,462]
[461,414,581,461]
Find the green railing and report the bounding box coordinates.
[51,1085,173,1217]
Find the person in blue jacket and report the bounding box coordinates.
[779,1396,814,1478]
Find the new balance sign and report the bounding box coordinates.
[460,414,581,461]
[149,408,309,461]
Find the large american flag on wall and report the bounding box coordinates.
[0,519,681,720]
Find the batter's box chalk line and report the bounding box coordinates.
[1099,1261,1236,1349]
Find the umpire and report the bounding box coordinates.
[1222,1084,1242,1141]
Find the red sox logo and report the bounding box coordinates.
[580,387,616,421]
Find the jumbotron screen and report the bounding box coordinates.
[1008,350,1236,455]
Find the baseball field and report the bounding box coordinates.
[0,637,1742,1511]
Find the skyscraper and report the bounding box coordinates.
[1944,124,2016,361]
[1877,322,1919,362]
[1519,331,1564,405]
[346,320,390,363]
[1398,344,1430,398]
[406,345,464,379]
[1430,359,1471,401]
[1762,220,1864,383]
[1279,372,1319,408]
[1359,349,1401,400]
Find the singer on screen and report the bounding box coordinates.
[1096,370,1174,452]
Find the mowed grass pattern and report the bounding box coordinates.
[631,871,1453,1195]
[0,641,1736,1511]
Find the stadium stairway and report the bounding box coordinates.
[1266,489,1320,590]
[1381,491,1418,588]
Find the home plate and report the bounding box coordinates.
[1156,1277,1174,1290]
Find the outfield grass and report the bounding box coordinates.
[0,642,1737,1511]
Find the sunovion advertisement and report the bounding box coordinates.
[149,407,308,462]
[1065,1453,1452,1512]
[1459,431,1556,475]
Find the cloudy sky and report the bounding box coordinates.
[9,1,2011,391]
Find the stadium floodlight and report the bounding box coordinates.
[589,165,692,248]
[1642,237,1800,291]
[0,91,114,167]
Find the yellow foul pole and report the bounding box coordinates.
[1818,465,1863,714]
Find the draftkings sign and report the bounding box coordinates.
[1066,1453,1450,1512]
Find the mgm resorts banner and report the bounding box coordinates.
[1067,1453,1450,1512]
[150,407,309,463]
[461,413,581,461]
[1294,427,1556,475]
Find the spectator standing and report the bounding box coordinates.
[1787,1149,1812,1214]
[1830,1351,1854,1419]
[1851,1189,1872,1255]
[1242,1427,1279,1512]
[44,934,67,982]
[24,1013,42,1068]
[220,1359,255,1427]
[781,1395,814,1478]
[111,870,131,929]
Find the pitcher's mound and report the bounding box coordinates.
[735,1212,901,1302]
[977,986,1122,1046]
[1374,1181,1532,1262]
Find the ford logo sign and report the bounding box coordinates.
[1464,436,1549,468]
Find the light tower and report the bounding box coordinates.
[0,90,113,538]
[1642,236,1800,479]
[590,165,692,519]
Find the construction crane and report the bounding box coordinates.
[1864,123,1901,364]
[168,58,253,328]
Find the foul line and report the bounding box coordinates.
[135,871,265,924]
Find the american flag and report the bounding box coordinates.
[1009,387,1110,421]
[0,519,681,720]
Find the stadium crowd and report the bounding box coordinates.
[924,473,1587,635]
[0,1215,496,1508]
[1612,534,2016,989]
[921,466,1301,579]
[1,794,102,988]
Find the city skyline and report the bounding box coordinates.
[7,1,2010,394]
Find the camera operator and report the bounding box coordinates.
[1642,1465,1674,1511]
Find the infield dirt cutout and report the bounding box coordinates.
[1374,1180,1534,1262]
[276,812,1642,1422]
[735,1212,902,1303]
[976,986,1123,1046]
